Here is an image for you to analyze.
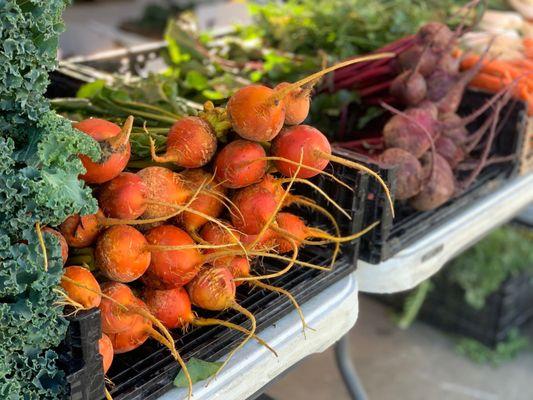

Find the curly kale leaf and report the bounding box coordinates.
[0,230,68,399]
[0,127,98,239]
[0,1,100,399]
[0,0,68,130]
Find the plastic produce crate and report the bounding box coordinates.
[57,309,106,400]
[49,45,367,399]
[58,250,357,400]
[329,90,527,263]
[378,269,533,348]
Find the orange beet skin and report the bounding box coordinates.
[75,118,131,184]
[227,85,285,142]
[95,226,151,283]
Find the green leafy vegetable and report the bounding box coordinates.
[173,358,223,388]
[243,0,454,59]
[456,329,529,365]
[447,226,533,309]
[0,1,100,398]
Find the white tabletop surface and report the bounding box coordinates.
[356,173,533,294]
[158,272,359,400]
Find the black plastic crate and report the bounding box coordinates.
[58,251,357,400]
[329,91,527,263]
[57,309,106,400]
[378,269,533,348]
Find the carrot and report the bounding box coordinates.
[468,73,508,92]
[461,56,524,80]
[508,59,533,71]
[523,38,533,59]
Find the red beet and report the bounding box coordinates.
[383,107,436,157]
[389,70,427,106]
[426,68,458,102]
[379,148,423,200]
[410,153,455,211]
[397,44,439,77]
[439,113,469,144]
[435,136,465,168]
[419,22,455,53]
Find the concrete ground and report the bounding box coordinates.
[266,296,533,400]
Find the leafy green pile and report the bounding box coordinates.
[0,1,99,398]
[456,329,530,365]
[447,226,533,309]
[240,0,453,60]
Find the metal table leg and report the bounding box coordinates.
[334,334,368,400]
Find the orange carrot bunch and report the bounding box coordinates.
[461,54,533,115]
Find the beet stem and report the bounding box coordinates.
[318,150,395,217]
[108,115,134,151]
[358,80,393,97]
[279,178,351,219]
[251,280,311,334]
[192,318,277,356]
[459,97,503,190]
[333,64,394,89]
[288,196,341,269]
[271,52,396,104]
[208,303,256,384]
[35,222,48,272]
